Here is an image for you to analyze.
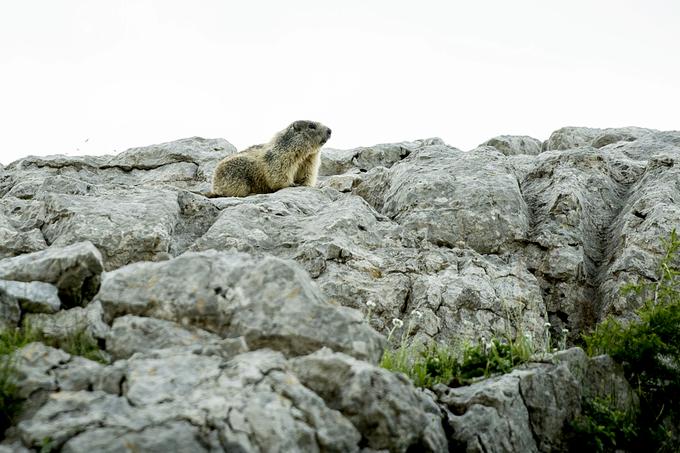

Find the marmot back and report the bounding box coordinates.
[211,120,331,197]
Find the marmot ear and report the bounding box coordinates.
[292,122,302,132]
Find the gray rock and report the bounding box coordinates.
[518,135,680,332]
[62,421,210,453]
[378,145,529,254]
[11,343,70,399]
[40,188,181,270]
[438,370,537,453]
[0,288,20,330]
[542,126,605,151]
[3,137,235,195]
[0,280,60,314]
[291,348,447,452]
[96,250,385,363]
[404,248,548,350]
[24,300,110,341]
[0,199,47,258]
[106,315,248,360]
[53,356,106,392]
[0,442,31,453]
[481,135,543,156]
[434,347,638,453]
[0,241,103,307]
[599,152,680,319]
[191,185,546,348]
[317,171,364,193]
[543,126,656,151]
[104,136,236,187]
[18,349,363,453]
[319,138,444,177]
[17,391,154,448]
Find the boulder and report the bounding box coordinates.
[434,347,638,452]
[290,348,448,453]
[17,349,363,453]
[0,242,103,307]
[319,138,444,176]
[106,315,248,360]
[24,300,110,341]
[0,280,60,314]
[481,135,543,156]
[373,145,530,254]
[96,250,385,363]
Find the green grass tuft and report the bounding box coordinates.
[381,333,535,388]
[0,324,107,434]
[0,324,42,433]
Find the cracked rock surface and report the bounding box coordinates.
[0,127,677,451]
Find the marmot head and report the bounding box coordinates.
[282,120,332,148]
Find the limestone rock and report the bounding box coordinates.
[40,188,181,270]
[543,126,656,151]
[376,145,530,254]
[106,315,248,360]
[481,135,543,156]
[0,241,103,307]
[0,198,47,258]
[24,300,110,341]
[17,349,363,453]
[291,348,447,452]
[435,347,638,453]
[0,280,60,314]
[0,289,20,330]
[96,250,385,363]
[319,138,444,176]
[11,343,70,399]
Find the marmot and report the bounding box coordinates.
[210,120,331,197]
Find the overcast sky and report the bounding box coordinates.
[1,0,678,164]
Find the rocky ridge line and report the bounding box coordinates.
[1,126,677,452]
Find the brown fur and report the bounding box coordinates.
[210,120,331,197]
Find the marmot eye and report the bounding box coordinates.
[308,124,316,130]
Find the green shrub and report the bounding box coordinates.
[569,397,637,452]
[579,229,680,452]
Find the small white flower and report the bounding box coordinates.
[544,322,552,328]
[561,328,569,334]
[366,300,376,308]
[391,318,404,328]
[412,310,423,319]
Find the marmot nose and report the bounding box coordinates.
[327,128,332,137]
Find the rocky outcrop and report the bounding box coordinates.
[0,241,103,308]
[0,126,677,451]
[95,250,384,363]
[8,344,443,453]
[481,135,543,156]
[435,348,637,452]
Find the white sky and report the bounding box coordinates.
[1,0,679,165]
